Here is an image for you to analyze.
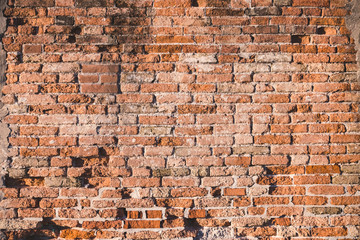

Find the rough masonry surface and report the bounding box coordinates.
[0,0,359,239]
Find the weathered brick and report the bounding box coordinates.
[20,187,59,198]
[43,63,80,73]
[332,175,360,184]
[308,185,345,195]
[312,227,347,237]
[1,0,359,237]
[308,207,342,215]
[293,196,328,205]
[15,0,55,6]
[60,229,95,239]
[0,219,41,230]
[267,207,303,216]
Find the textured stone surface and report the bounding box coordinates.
[346,0,360,80]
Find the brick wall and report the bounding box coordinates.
[1,0,360,239]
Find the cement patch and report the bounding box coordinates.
[346,0,360,80]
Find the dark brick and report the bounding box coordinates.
[76,0,114,7]
[245,7,281,16]
[56,16,75,26]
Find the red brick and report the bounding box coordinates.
[60,188,98,197]
[252,156,289,165]
[308,185,345,195]
[188,209,206,218]
[233,197,251,207]
[267,207,303,216]
[255,135,291,144]
[15,0,55,6]
[39,199,78,208]
[248,207,265,215]
[0,199,37,208]
[292,196,328,205]
[5,115,38,124]
[266,166,304,175]
[81,84,118,93]
[78,75,98,83]
[331,196,360,205]
[254,197,289,205]
[163,177,199,187]
[139,116,176,125]
[141,83,178,93]
[154,0,191,7]
[269,186,305,195]
[146,210,162,219]
[306,165,340,174]
[82,64,118,73]
[312,227,347,237]
[60,230,95,239]
[20,187,59,198]
[156,199,193,208]
[257,176,292,185]
[122,178,160,187]
[23,44,42,54]
[171,187,208,197]
[294,175,331,185]
[223,188,246,196]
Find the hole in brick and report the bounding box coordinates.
[66,35,76,43]
[7,18,25,26]
[191,0,199,7]
[291,35,302,44]
[71,26,82,34]
[291,35,309,44]
[184,219,202,230]
[98,147,108,156]
[122,189,132,199]
[115,208,127,219]
[31,27,39,35]
[71,157,84,167]
[211,187,221,197]
[317,27,326,34]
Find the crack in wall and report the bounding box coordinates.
[346,0,360,80]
